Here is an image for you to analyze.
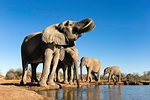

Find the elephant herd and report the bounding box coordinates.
[20,18,122,87]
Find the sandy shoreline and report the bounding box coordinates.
[0,78,54,100]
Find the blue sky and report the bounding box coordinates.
[0,0,150,75]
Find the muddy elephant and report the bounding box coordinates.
[20,18,95,87]
[80,57,101,82]
[103,66,121,82]
[55,48,79,84]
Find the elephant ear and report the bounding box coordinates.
[42,24,69,45]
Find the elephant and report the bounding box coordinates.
[20,18,95,87]
[80,57,101,82]
[55,48,79,84]
[103,66,121,82]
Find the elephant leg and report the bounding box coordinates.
[91,72,98,81]
[118,74,121,82]
[63,66,68,84]
[69,65,74,84]
[47,49,60,85]
[56,68,60,82]
[39,47,53,86]
[108,74,111,82]
[31,63,39,83]
[112,75,116,82]
[73,67,76,82]
[89,75,92,82]
[86,67,92,83]
[20,63,28,85]
[97,68,101,82]
[97,71,101,82]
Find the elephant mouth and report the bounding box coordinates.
[79,18,95,33]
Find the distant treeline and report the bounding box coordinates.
[1,68,150,81]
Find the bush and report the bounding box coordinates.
[121,73,127,81]
[5,72,16,80]
[100,75,108,80]
[0,74,3,78]
[141,71,150,81]
[27,68,32,78]
[5,68,42,80]
[15,68,22,79]
[0,70,3,78]
[126,73,135,81]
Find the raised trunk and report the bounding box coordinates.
[103,72,106,79]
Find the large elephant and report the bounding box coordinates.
[55,48,79,84]
[80,57,101,82]
[20,18,95,87]
[103,66,121,82]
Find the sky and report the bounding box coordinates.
[0,0,150,76]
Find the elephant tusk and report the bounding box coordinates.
[82,20,93,30]
[84,25,96,33]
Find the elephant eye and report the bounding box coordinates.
[72,27,78,34]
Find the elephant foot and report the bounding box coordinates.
[31,78,39,83]
[69,81,73,85]
[56,79,60,82]
[39,81,47,87]
[47,80,56,86]
[86,80,89,83]
[64,81,69,84]
[20,80,25,85]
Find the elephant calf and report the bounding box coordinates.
[103,66,121,82]
[80,57,101,82]
[56,48,79,84]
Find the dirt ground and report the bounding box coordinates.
[0,78,54,100]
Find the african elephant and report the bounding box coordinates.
[20,18,95,87]
[103,66,121,82]
[55,48,79,84]
[80,57,101,82]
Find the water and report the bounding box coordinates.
[37,85,150,100]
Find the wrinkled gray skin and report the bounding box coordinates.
[20,18,95,87]
[80,57,101,82]
[103,66,121,82]
[55,48,79,84]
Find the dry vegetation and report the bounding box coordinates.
[3,68,150,82]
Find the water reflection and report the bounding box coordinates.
[38,85,123,100]
[37,85,150,100]
[106,85,122,100]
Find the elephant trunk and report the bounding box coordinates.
[103,72,106,79]
[80,62,83,81]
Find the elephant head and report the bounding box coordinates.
[42,18,95,47]
[80,57,91,81]
[103,67,110,77]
